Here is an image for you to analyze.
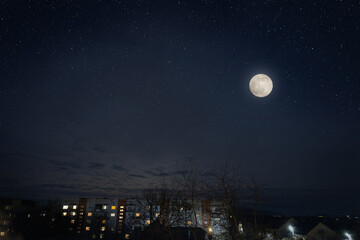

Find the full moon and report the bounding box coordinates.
[249,74,273,97]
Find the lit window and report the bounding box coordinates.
[120,209,124,212]
[0,232,5,236]
[63,212,68,216]
[101,226,106,231]
[86,227,90,231]
[145,219,150,225]
[73,205,77,209]
[120,212,123,215]
[103,205,107,210]
[111,206,116,210]
[80,212,84,215]
[146,206,151,210]
[111,213,115,217]
[71,219,75,224]
[120,206,124,209]
[100,234,104,239]
[88,212,92,217]
[135,213,141,217]
[187,221,192,225]
[125,234,130,239]
[63,205,69,210]
[155,213,160,217]
[102,219,106,224]
[119,216,123,219]
[71,212,76,216]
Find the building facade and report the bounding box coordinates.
[62,197,228,239]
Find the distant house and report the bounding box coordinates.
[306,222,340,240]
[264,216,353,240]
[263,217,298,239]
[277,218,298,238]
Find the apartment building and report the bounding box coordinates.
[61,197,228,239]
[0,198,38,239]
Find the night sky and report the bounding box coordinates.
[1,0,360,215]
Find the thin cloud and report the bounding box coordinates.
[88,162,106,169]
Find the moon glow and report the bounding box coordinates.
[249,74,273,97]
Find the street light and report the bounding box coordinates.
[288,225,294,239]
[208,227,213,240]
[345,232,352,240]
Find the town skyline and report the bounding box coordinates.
[1,0,359,217]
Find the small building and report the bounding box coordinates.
[306,222,340,240]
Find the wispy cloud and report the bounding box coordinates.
[129,174,147,179]
[88,162,106,169]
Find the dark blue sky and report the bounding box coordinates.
[1,0,359,215]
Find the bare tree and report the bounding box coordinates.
[175,162,204,240]
[139,188,162,224]
[204,161,243,240]
[242,176,268,240]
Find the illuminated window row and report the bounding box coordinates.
[63,212,76,216]
[63,205,77,210]
[86,226,105,231]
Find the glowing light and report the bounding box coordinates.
[345,232,352,240]
[289,225,295,238]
